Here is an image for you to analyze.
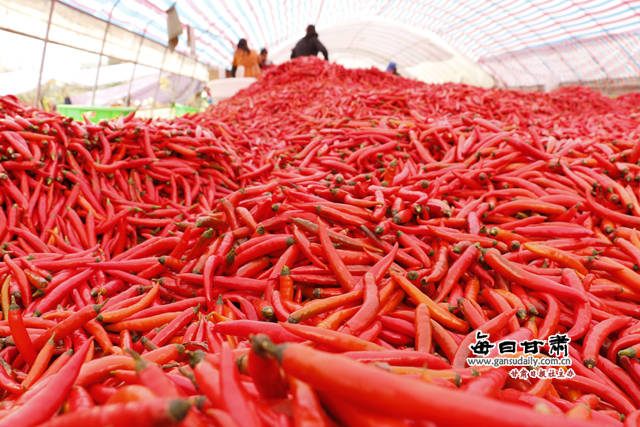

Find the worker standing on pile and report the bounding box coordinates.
[291,25,328,61]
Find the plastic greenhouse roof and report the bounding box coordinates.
[58,0,640,87]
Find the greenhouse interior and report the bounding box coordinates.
[0,0,640,425]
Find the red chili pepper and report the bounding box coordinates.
[219,343,261,426]
[233,235,294,269]
[99,283,158,323]
[22,333,56,389]
[391,270,468,333]
[484,249,587,302]
[39,348,73,381]
[282,322,384,352]
[435,244,478,302]
[562,270,593,341]
[278,265,294,302]
[66,385,95,413]
[8,297,36,365]
[556,375,635,415]
[4,255,31,308]
[465,368,508,397]
[38,397,191,427]
[0,359,21,395]
[291,217,380,253]
[33,302,104,350]
[0,338,92,427]
[149,306,197,347]
[535,292,560,340]
[524,243,588,275]
[582,316,632,368]
[343,272,378,333]
[320,389,410,426]
[316,218,355,291]
[291,224,327,270]
[248,340,288,399]
[287,288,362,324]
[458,298,488,329]
[252,335,589,426]
[288,377,332,427]
[596,356,640,408]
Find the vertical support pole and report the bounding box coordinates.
[127,23,151,107]
[151,47,168,113]
[188,59,201,109]
[35,0,55,108]
[91,0,121,106]
[173,53,186,107]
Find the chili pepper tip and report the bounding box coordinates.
[250,334,282,362]
[187,350,207,368]
[617,348,636,358]
[168,399,192,424]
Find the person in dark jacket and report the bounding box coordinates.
[259,48,273,69]
[291,25,328,60]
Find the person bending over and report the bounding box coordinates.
[291,25,328,60]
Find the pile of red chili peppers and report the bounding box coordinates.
[0,56,639,426]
